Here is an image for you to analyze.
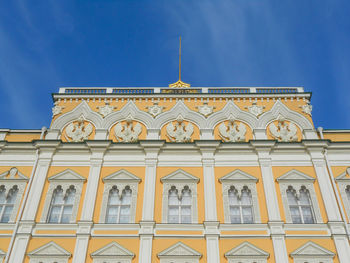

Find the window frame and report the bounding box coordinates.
[41,169,85,223]
[335,171,350,221]
[0,167,28,223]
[219,169,261,224]
[99,169,140,224]
[161,169,199,224]
[277,169,322,224]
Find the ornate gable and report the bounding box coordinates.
[103,169,141,183]
[28,241,71,258]
[48,169,86,181]
[276,169,315,182]
[161,169,199,183]
[290,241,335,258]
[219,169,258,183]
[225,242,269,259]
[0,167,28,181]
[158,242,201,258]
[91,242,134,258]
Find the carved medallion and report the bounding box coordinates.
[269,117,297,142]
[97,103,116,118]
[166,115,194,142]
[146,102,164,117]
[300,104,312,116]
[65,116,93,142]
[52,102,64,117]
[197,102,215,117]
[219,116,246,142]
[114,115,142,142]
[245,102,265,118]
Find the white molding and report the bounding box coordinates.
[91,241,134,263]
[290,241,335,263]
[225,241,269,263]
[99,170,141,223]
[335,172,350,221]
[157,242,201,263]
[27,241,71,263]
[40,169,85,223]
[277,170,322,224]
[219,169,261,223]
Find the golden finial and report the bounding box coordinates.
[169,36,190,88]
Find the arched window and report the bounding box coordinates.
[47,185,76,223]
[0,185,18,223]
[228,186,254,224]
[168,186,192,224]
[106,186,132,223]
[287,186,315,224]
[346,186,350,204]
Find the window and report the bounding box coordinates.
[287,186,315,224]
[41,169,85,223]
[161,169,199,224]
[106,186,132,223]
[47,185,76,223]
[0,185,18,223]
[277,170,322,224]
[228,186,254,224]
[99,170,140,223]
[168,186,192,224]
[219,169,261,224]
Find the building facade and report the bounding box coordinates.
[0,86,350,263]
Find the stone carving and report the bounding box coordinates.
[114,116,142,142]
[52,101,64,117]
[146,102,164,117]
[269,117,297,142]
[65,116,93,142]
[245,102,265,117]
[219,116,246,142]
[300,103,312,116]
[196,102,215,117]
[97,103,116,118]
[166,115,193,142]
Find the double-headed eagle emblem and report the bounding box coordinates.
[65,117,93,142]
[166,115,193,142]
[219,117,246,142]
[114,116,142,142]
[269,117,297,142]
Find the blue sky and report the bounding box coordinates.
[1,0,350,129]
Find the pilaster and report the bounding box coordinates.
[138,221,155,263]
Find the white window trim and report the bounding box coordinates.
[277,169,322,224]
[224,241,269,263]
[290,241,335,263]
[335,171,350,221]
[40,169,85,223]
[161,169,199,224]
[157,241,201,263]
[219,169,261,224]
[99,169,141,223]
[0,167,28,223]
[91,241,134,263]
[27,241,71,263]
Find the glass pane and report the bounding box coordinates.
[181,194,191,205]
[61,206,73,223]
[121,190,131,205]
[242,207,253,223]
[109,189,121,205]
[230,206,241,223]
[106,207,118,223]
[168,206,179,215]
[1,206,13,222]
[241,190,251,205]
[120,205,130,215]
[7,189,18,204]
[181,206,191,216]
[119,215,129,223]
[181,215,191,223]
[169,190,179,205]
[0,188,5,203]
[228,190,239,205]
[168,215,179,223]
[299,191,311,205]
[302,207,314,224]
[287,190,298,205]
[53,188,64,204]
[48,206,61,223]
[290,207,302,223]
[65,190,76,205]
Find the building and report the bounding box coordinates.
[0,84,350,263]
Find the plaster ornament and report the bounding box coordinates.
[146,102,164,117]
[97,103,116,118]
[8,167,18,179]
[65,116,93,142]
[245,102,265,117]
[269,117,298,142]
[114,116,142,142]
[300,104,312,116]
[166,115,194,142]
[196,102,215,117]
[52,102,64,117]
[219,116,247,142]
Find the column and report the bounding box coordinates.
[138,141,163,263]
[72,141,109,263]
[196,141,220,263]
[252,141,289,263]
[9,141,59,263]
